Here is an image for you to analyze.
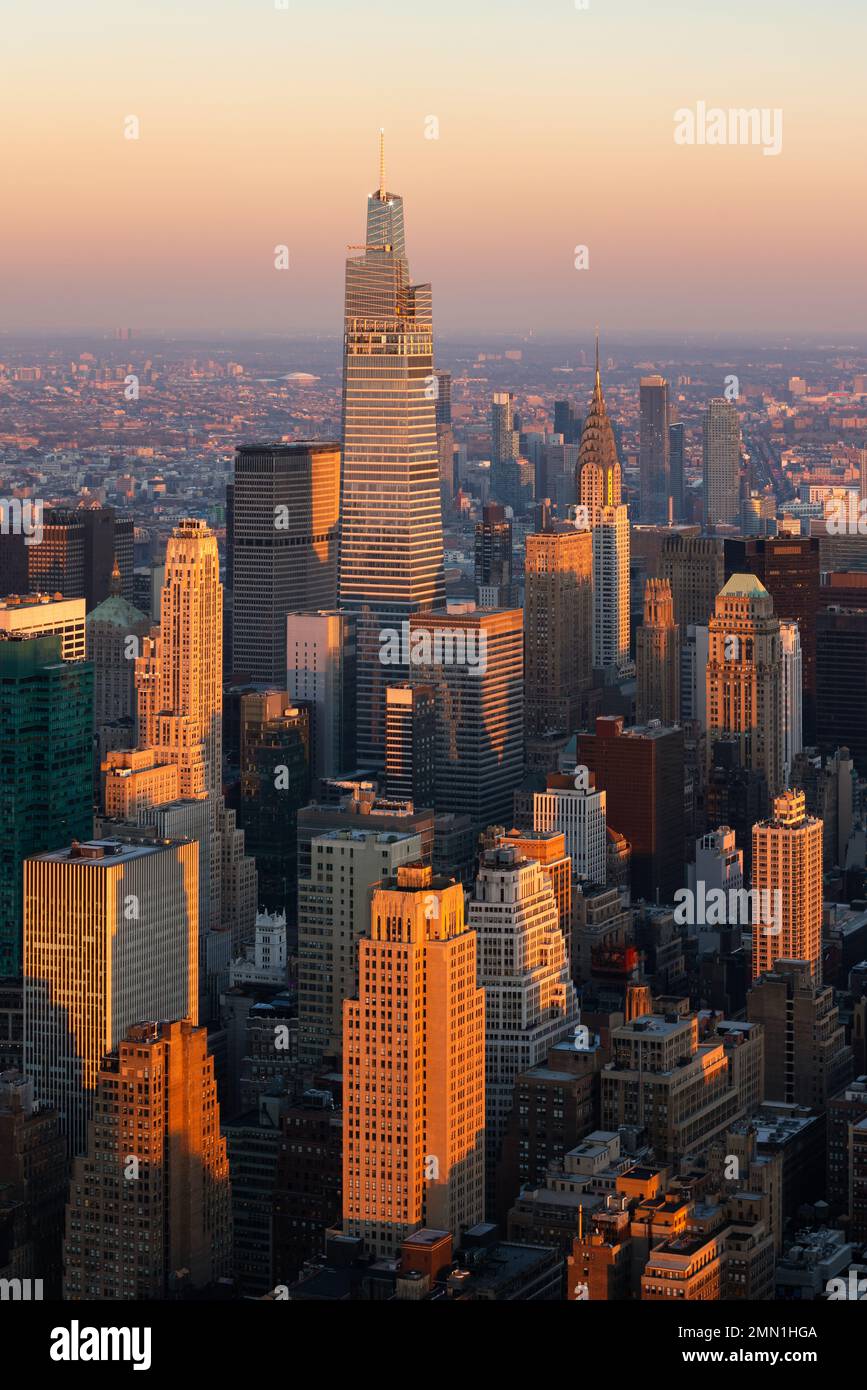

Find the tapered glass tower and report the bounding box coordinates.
[339,135,445,766]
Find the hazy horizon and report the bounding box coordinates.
[5,0,866,336]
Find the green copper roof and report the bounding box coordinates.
[719,572,769,599]
[86,594,150,628]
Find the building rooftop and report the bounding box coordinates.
[32,836,190,865]
[719,573,770,599]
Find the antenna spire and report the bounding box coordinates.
[595,327,601,387]
[379,128,386,201]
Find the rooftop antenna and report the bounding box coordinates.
[595,326,601,388]
[379,127,386,201]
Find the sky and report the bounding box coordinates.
[2,0,865,337]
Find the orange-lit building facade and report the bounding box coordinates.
[752,788,823,982]
[493,827,572,959]
[706,573,784,798]
[342,863,485,1257]
[641,1232,725,1300]
[63,1020,230,1300]
[103,747,181,819]
[135,518,223,799]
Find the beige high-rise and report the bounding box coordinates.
[136,518,223,799]
[105,519,257,959]
[706,574,784,796]
[470,845,579,1203]
[343,863,485,1257]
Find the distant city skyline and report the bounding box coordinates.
[5,0,866,335]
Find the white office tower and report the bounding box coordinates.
[779,621,803,788]
[592,505,631,675]
[469,845,579,1201]
[532,771,607,885]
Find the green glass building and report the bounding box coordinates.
[0,634,93,977]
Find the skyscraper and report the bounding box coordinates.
[726,535,821,742]
[703,398,741,527]
[751,789,823,982]
[554,399,581,445]
[470,845,578,1203]
[231,443,340,684]
[114,520,256,976]
[532,772,607,885]
[816,606,867,776]
[577,343,622,526]
[408,606,524,829]
[639,375,671,524]
[747,961,852,1108]
[343,862,485,1256]
[86,563,150,770]
[636,578,680,725]
[136,519,223,798]
[577,715,685,904]
[688,827,744,955]
[8,505,135,611]
[0,593,86,662]
[524,523,592,739]
[577,344,630,676]
[661,534,726,630]
[24,837,199,1154]
[286,610,356,782]
[0,1072,67,1298]
[0,634,93,977]
[239,701,310,914]
[298,826,423,1067]
[339,140,445,766]
[434,369,455,500]
[779,621,803,788]
[63,1020,230,1299]
[491,391,519,501]
[593,506,631,675]
[669,420,686,522]
[384,682,436,804]
[474,503,513,607]
[706,574,784,799]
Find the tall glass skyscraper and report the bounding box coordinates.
[0,633,93,976]
[639,375,671,524]
[339,140,445,766]
[703,397,741,526]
